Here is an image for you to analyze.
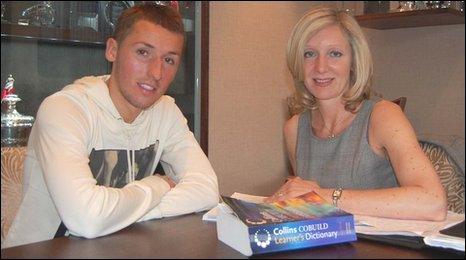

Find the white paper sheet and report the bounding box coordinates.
[202,193,265,222]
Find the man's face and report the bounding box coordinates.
[106,20,184,118]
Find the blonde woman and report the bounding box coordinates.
[266,7,446,221]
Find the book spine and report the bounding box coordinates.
[248,215,357,254]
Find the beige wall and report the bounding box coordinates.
[209,1,318,196]
[208,2,465,197]
[365,25,465,141]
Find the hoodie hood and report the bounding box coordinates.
[65,75,121,120]
[65,75,158,126]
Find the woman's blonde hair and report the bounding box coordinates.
[287,6,373,114]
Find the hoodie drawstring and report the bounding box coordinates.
[126,141,136,183]
[132,149,136,181]
[121,120,136,183]
[126,149,134,183]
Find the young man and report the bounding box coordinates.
[3,4,219,248]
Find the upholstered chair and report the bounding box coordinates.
[1,147,27,246]
[420,141,465,213]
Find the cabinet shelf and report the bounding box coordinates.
[1,22,107,46]
[1,18,195,46]
[355,8,465,30]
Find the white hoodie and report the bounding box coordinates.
[3,75,219,248]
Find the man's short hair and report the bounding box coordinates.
[113,4,184,44]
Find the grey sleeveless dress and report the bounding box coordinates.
[296,99,399,189]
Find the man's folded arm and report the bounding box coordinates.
[35,96,171,238]
[139,106,219,221]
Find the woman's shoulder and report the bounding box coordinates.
[284,112,304,136]
[370,99,409,136]
[371,99,404,118]
[285,111,306,128]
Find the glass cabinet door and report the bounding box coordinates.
[1,1,204,144]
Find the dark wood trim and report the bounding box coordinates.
[200,1,209,156]
[355,8,464,30]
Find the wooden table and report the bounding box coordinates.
[1,213,464,259]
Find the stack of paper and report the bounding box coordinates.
[354,212,464,251]
[355,212,463,236]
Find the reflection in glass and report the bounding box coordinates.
[20,1,55,26]
[398,1,416,12]
[1,2,5,20]
[77,12,99,32]
[104,1,133,28]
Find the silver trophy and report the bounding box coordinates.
[1,75,35,147]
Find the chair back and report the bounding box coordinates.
[392,97,407,111]
[1,147,27,246]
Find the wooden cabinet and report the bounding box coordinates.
[1,2,209,152]
[355,8,465,30]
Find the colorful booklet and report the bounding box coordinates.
[216,191,357,256]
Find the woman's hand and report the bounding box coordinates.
[264,176,321,203]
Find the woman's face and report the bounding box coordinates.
[303,25,352,102]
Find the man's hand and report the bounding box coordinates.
[264,176,320,203]
[156,174,176,188]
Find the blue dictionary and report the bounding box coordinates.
[216,191,357,256]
